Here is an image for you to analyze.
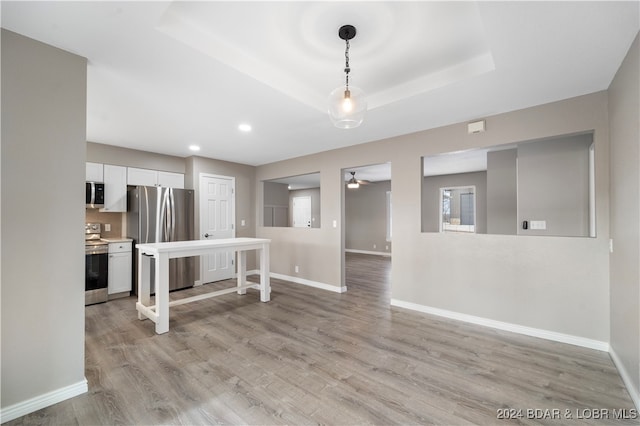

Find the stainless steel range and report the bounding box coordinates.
[85,223,108,305]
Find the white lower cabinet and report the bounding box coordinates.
[108,242,132,295]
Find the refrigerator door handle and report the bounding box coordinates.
[170,188,176,241]
[143,186,150,243]
[166,188,172,242]
[161,188,170,242]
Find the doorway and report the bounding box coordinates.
[199,173,235,283]
[341,163,392,290]
[292,196,312,228]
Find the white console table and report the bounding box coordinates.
[136,238,270,334]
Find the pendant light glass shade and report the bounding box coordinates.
[329,25,366,129]
[328,85,367,129]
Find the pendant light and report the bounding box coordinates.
[328,25,367,129]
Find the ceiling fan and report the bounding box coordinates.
[346,171,370,189]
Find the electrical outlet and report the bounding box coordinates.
[385,245,389,250]
[104,223,111,232]
[373,244,377,249]
[241,219,246,226]
[294,265,299,273]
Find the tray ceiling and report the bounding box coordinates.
[1,1,638,166]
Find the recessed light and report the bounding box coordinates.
[238,123,252,132]
[189,145,200,151]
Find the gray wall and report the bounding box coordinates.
[422,172,487,233]
[345,181,392,253]
[263,182,289,227]
[264,181,289,207]
[1,30,87,409]
[608,33,639,406]
[257,90,611,343]
[487,149,517,235]
[517,134,592,237]
[87,141,186,174]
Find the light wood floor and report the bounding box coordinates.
[8,253,637,425]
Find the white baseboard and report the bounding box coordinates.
[609,347,640,411]
[270,272,347,293]
[0,379,88,423]
[345,249,391,257]
[390,299,609,352]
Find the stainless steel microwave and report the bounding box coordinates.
[86,182,105,208]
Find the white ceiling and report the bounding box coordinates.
[2,1,638,167]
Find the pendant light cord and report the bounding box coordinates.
[344,39,351,90]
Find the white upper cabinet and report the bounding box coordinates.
[127,167,158,187]
[86,162,103,182]
[127,167,184,189]
[157,171,184,189]
[101,164,127,212]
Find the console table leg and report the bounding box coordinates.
[237,250,247,295]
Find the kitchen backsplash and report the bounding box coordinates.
[85,209,124,238]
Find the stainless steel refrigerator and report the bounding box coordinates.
[127,186,195,293]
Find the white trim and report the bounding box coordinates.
[270,272,347,293]
[588,142,596,238]
[0,379,88,423]
[390,299,609,352]
[610,347,640,411]
[345,249,391,257]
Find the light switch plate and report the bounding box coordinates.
[530,220,546,230]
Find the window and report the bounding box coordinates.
[440,186,476,233]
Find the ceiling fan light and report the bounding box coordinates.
[346,171,360,189]
[328,85,367,129]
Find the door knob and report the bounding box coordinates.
[204,233,210,238]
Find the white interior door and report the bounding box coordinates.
[292,196,311,228]
[199,174,235,283]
